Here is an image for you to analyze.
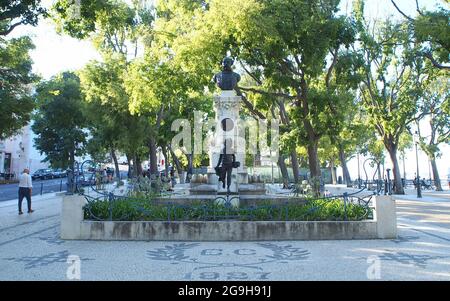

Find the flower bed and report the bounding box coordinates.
[84,197,372,222]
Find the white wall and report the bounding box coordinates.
[0,123,48,177]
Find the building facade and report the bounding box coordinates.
[0,124,48,179]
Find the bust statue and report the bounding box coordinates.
[213,57,241,91]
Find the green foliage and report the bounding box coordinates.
[40,0,449,188]
[416,73,450,158]
[52,0,154,54]
[0,0,47,36]
[32,72,87,169]
[0,36,36,139]
[84,197,372,221]
[414,8,450,61]
[52,0,117,39]
[356,11,426,193]
[79,54,148,162]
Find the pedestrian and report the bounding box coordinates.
[18,168,34,215]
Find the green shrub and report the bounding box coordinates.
[84,197,372,222]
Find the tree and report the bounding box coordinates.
[390,0,449,70]
[1,0,44,139]
[54,0,158,176]
[0,36,36,139]
[0,0,47,36]
[80,54,149,178]
[152,0,357,195]
[415,74,449,191]
[318,136,339,184]
[321,48,368,187]
[32,72,87,169]
[355,0,426,195]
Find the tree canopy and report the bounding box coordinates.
[23,0,450,194]
[32,72,87,169]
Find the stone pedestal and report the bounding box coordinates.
[206,90,248,193]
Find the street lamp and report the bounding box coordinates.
[357,152,361,189]
[414,131,422,198]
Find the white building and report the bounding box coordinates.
[0,123,48,179]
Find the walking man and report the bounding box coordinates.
[18,168,34,215]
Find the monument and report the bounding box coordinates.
[188,56,269,198]
[212,57,241,90]
[205,57,249,194]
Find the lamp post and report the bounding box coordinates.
[357,152,361,189]
[414,131,422,198]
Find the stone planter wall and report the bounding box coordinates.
[60,195,397,241]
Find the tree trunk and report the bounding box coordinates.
[306,139,321,178]
[148,137,158,175]
[110,148,120,179]
[169,145,183,179]
[429,155,443,191]
[161,146,169,177]
[132,154,138,177]
[186,153,193,183]
[290,151,300,184]
[338,146,352,187]
[276,100,300,184]
[69,150,75,172]
[133,153,143,177]
[386,142,405,195]
[306,139,321,196]
[298,77,321,195]
[136,156,143,176]
[330,158,337,185]
[277,154,289,188]
[126,153,132,178]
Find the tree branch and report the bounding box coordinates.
[390,0,414,21]
[415,0,424,16]
[422,52,450,70]
[0,20,24,36]
[325,48,339,89]
[235,87,266,120]
[237,86,295,100]
[239,60,263,85]
[155,105,164,130]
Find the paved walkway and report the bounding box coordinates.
[0,190,449,280]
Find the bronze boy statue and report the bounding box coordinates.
[215,139,240,191]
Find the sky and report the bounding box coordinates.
[7,0,450,181]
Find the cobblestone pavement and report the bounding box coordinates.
[0,190,449,281]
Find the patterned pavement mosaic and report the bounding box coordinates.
[0,191,449,280]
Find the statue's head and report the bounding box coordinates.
[222,57,234,71]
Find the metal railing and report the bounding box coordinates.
[82,192,374,222]
[77,160,374,223]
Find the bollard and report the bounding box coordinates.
[60,179,63,192]
[374,195,397,239]
[40,182,43,195]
